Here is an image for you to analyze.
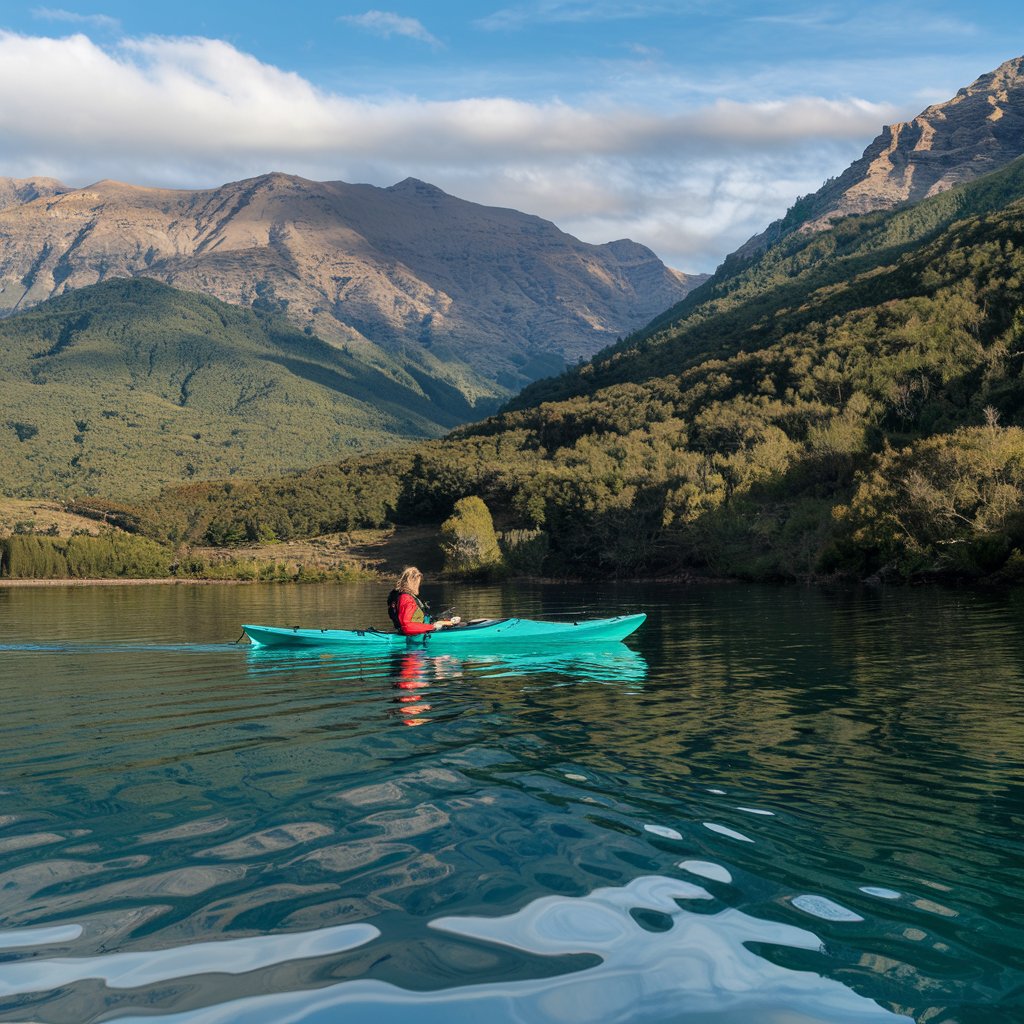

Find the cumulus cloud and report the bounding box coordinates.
[0,30,893,270]
[338,10,442,47]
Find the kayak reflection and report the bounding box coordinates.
[245,641,648,687]
[392,644,649,726]
[245,642,647,729]
[392,651,443,727]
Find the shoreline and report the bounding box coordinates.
[0,577,248,587]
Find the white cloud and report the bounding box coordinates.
[31,7,119,30]
[338,10,442,47]
[0,30,892,271]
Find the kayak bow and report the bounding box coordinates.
[242,613,645,650]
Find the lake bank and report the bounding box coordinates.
[0,577,246,586]
[3,525,1014,588]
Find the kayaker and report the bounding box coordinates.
[387,566,458,635]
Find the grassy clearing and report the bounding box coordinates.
[0,498,106,537]
[188,525,443,581]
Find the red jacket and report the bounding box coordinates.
[396,592,435,635]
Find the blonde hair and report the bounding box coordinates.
[395,566,422,592]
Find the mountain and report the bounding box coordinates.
[0,278,485,498]
[0,173,702,404]
[734,56,1024,261]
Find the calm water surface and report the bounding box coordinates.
[1,581,1022,1023]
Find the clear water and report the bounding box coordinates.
[1,581,1022,1023]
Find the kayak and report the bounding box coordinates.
[242,613,646,650]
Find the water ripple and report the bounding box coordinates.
[0,923,379,997]
[2,582,1023,1022]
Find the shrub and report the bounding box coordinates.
[499,528,549,576]
[1,536,68,578]
[439,496,505,577]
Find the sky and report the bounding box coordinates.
[1,3,1023,272]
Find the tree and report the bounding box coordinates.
[833,425,1024,577]
[439,496,505,577]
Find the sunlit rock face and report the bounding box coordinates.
[735,55,1024,260]
[0,176,72,211]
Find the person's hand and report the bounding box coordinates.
[434,619,454,629]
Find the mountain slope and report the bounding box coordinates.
[0,278,478,498]
[735,55,1024,261]
[511,141,1024,413]
[0,173,701,404]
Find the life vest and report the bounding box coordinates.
[387,589,430,631]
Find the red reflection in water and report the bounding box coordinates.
[390,652,464,726]
[393,653,432,726]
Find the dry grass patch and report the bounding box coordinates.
[0,499,107,538]
[188,525,442,579]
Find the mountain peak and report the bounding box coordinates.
[387,177,449,198]
[962,54,1024,92]
[244,171,310,188]
[0,176,73,211]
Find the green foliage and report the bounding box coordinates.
[0,277,489,499]
[0,532,170,578]
[173,555,363,583]
[499,529,549,576]
[1,535,69,578]
[64,533,169,578]
[832,426,1024,578]
[0,527,367,581]
[439,496,505,577]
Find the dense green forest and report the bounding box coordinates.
[34,156,1024,583]
[0,278,492,498]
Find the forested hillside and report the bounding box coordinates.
[512,153,1024,410]
[0,278,480,497]
[108,155,1024,582]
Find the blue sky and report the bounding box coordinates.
[1,2,1023,271]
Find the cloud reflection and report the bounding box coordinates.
[0,922,379,997]
[98,874,909,1023]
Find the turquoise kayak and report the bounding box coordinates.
[242,613,645,650]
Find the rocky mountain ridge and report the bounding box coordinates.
[0,172,701,402]
[0,176,71,211]
[735,55,1024,260]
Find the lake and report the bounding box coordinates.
[1,581,1022,1023]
